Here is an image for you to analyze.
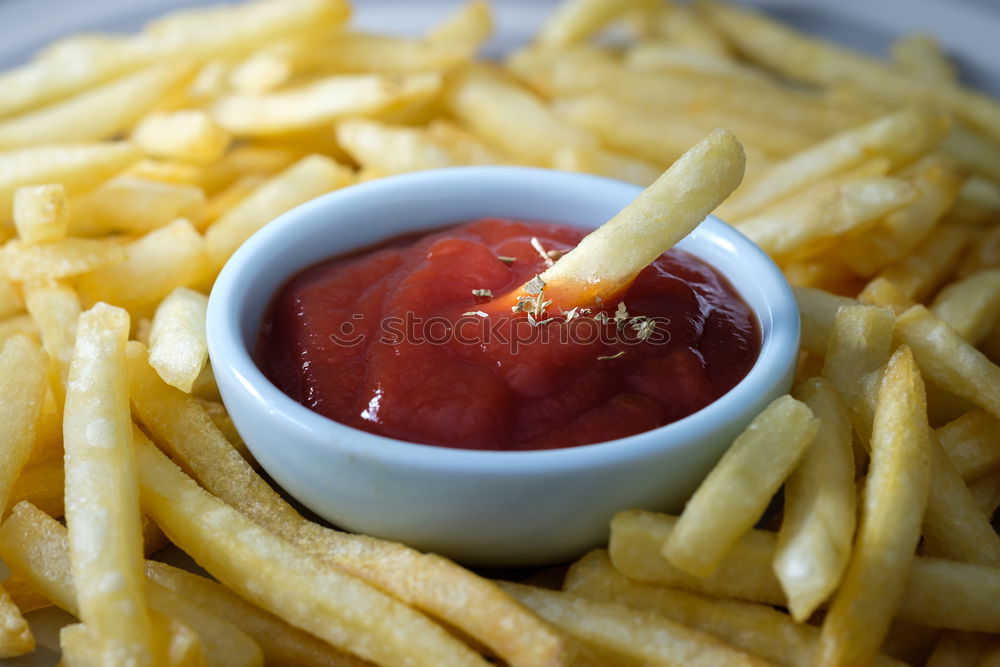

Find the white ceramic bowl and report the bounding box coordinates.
[207,166,799,567]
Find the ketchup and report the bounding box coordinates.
[256,218,759,450]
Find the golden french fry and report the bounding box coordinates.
[551,146,661,186]
[146,561,368,667]
[527,128,744,309]
[76,219,206,313]
[213,72,441,136]
[663,395,818,577]
[134,433,489,667]
[0,501,263,667]
[426,0,493,52]
[293,33,473,74]
[0,64,192,149]
[718,109,947,221]
[611,509,1000,632]
[0,0,348,120]
[69,178,206,237]
[23,280,81,401]
[792,287,856,355]
[925,631,1000,667]
[736,177,915,260]
[445,63,596,165]
[132,110,231,165]
[857,277,915,316]
[895,304,1000,422]
[0,142,139,223]
[148,287,209,393]
[821,304,896,410]
[126,341,567,667]
[499,581,769,667]
[890,34,956,85]
[0,335,48,514]
[701,1,1000,146]
[818,346,931,667]
[921,431,1000,567]
[0,583,33,657]
[876,226,970,301]
[776,378,855,622]
[936,409,1000,481]
[13,184,68,244]
[0,238,126,283]
[537,0,648,48]
[336,119,458,175]
[835,154,962,277]
[204,154,353,271]
[564,550,903,667]
[930,269,1000,345]
[7,458,64,518]
[63,303,157,662]
[969,470,1000,516]
[625,43,775,86]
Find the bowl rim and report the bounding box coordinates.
[207,165,799,475]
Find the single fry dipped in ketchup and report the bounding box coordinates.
[508,128,746,311]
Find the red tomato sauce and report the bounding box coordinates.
[255,218,760,450]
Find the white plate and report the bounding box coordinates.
[0,0,998,664]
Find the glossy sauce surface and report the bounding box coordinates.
[256,218,760,450]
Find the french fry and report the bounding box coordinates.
[148,287,209,393]
[625,43,776,86]
[0,278,21,319]
[775,378,855,622]
[134,433,489,667]
[0,238,126,283]
[717,109,947,221]
[701,2,1000,146]
[212,72,442,137]
[204,154,352,271]
[76,219,207,313]
[563,550,903,667]
[445,64,597,165]
[821,304,896,410]
[499,581,769,667]
[890,34,956,86]
[0,64,192,150]
[0,0,349,120]
[63,303,157,663]
[426,0,493,52]
[894,304,1000,422]
[818,346,931,667]
[69,178,206,237]
[23,280,81,401]
[837,156,962,277]
[7,458,64,518]
[0,502,263,667]
[132,110,231,165]
[551,146,661,187]
[536,0,649,48]
[126,342,568,667]
[291,33,473,74]
[663,395,818,577]
[793,287,856,355]
[553,94,789,164]
[876,226,970,301]
[0,335,49,516]
[735,177,916,260]
[936,409,1000,481]
[611,509,1000,632]
[13,184,68,244]
[0,314,39,344]
[145,561,368,667]
[930,269,1000,345]
[336,119,459,175]
[969,470,1000,516]
[523,128,744,309]
[921,432,1000,567]
[857,277,915,316]
[0,142,139,223]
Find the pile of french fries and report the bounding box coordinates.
[0,0,999,664]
